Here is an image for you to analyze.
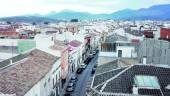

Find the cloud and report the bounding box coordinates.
[0,0,170,16]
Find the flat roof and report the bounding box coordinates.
[134,75,160,89]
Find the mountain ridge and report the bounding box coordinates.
[0,4,170,22]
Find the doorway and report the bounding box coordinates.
[118,50,122,57]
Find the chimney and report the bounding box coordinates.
[167,35,169,39]
[133,85,138,95]
[143,56,147,64]
[53,33,56,44]
[10,59,13,65]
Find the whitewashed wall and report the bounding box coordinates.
[117,46,137,58]
[24,58,61,96]
[99,46,136,58]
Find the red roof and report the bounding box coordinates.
[0,49,57,96]
[160,28,170,39]
[50,40,68,50]
[131,39,140,43]
[69,40,82,47]
[143,31,154,38]
[84,35,91,39]
[0,32,19,36]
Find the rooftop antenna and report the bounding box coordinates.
[64,22,67,44]
[10,42,14,65]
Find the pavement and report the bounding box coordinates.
[71,53,98,96]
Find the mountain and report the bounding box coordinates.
[0,4,170,22]
[109,9,136,19]
[22,13,42,17]
[45,4,170,20]
[45,10,94,20]
[0,16,58,23]
[45,9,110,20]
[110,4,170,20]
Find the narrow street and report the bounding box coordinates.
[72,53,98,96]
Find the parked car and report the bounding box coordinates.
[76,63,87,74]
[64,93,72,96]
[94,64,98,68]
[70,76,77,83]
[77,68,84,74]
[84,57,92,64]
[92,51,96,55]
[89,53,94,58]
[67,82,74,88]
[96,49,99,53]
[91,68,96,74]
[80,63,87,69]
[71,76,77,80]
[66,87,74,92]
[66,82,75,92]
[84,59,89,64]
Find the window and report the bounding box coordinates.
[101,43,116,52]
[53,78,55,88]
[56,75,58,82]
[48,78,50,82]
[44,82,46,88]
[59,72,60,79]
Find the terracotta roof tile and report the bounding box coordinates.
[50,40,68,50]
[69,40,82,47]
[0,49,58,96]
[0,32,19,36]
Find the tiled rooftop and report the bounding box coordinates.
[50,40,67,50]
[118,58,138,67]
[69,40,82,47]
[0,49,58,96]
[95,60,119,74]
[125,28,143,36]
[92,68,125,88]
[91,64,170,96]
[104,65,170,96]
[0,54,28,68]
[0,32,19,36]
[105,34,128,43]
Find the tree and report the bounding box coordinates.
[6,21,11,24]
[44,21,49,25]
[32,22,37,25]
[70,19,78,22]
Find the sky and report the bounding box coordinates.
[0,0,170,17]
